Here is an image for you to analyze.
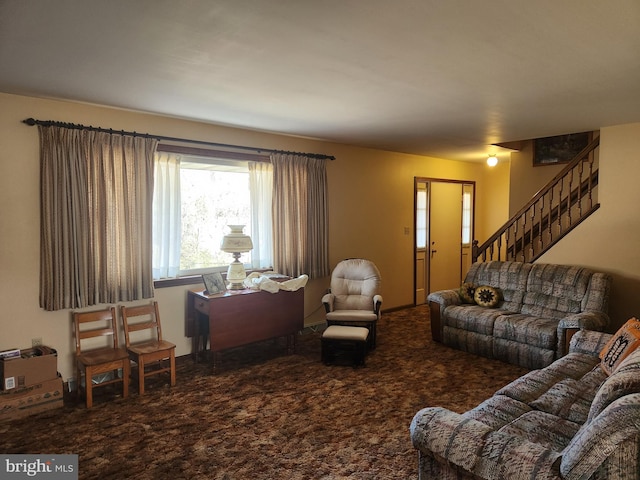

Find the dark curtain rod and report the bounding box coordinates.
[22,118,336,161]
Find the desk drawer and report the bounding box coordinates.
[194,298,209,316]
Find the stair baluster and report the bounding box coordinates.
[473,136,600,264]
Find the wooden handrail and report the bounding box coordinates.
[505,170,599,259]
[473,136,600,262]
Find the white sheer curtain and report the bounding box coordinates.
[152,152,182,279]
[249,161,274,269]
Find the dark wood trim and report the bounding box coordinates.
[429,301,442,342]
[154,268,274,289]
[414,177,476,305]
[154,275,204,289]
[565,328,580,354]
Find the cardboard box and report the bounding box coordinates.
[0,346,58,390]
[0,376,64,421]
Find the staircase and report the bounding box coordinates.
[472,136,600,263]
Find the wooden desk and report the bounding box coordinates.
[187,287,304,367]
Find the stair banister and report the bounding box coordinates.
[473,135,600,263]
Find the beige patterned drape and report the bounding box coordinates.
[271,153,329,279]
[38,125,157,310]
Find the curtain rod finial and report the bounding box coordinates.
[23,118,37,126]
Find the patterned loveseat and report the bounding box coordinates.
[410,328,640,480]
[428,261,612,369]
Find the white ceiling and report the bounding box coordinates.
[1,0,639,162]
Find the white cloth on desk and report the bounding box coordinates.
[243,272,308,293]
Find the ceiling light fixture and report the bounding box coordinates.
[487,154,498,167]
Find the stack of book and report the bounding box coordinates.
[0,348,20,360]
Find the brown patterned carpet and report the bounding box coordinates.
[0,305,528,479]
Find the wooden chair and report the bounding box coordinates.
[73,307,130,408]
[120,301,176,395]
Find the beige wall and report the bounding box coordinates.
[509,124,640,332]
[508,132,599,218]
[0,92,502,381]
[476,158,511,245]
[509,141,565,217]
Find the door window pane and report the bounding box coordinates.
[416,187,427,248]
[462,187,472,245]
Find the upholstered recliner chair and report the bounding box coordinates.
[322,259,383,348]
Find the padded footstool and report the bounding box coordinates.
[321,325,369,366]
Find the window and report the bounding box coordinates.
[180,158,251,274]
[461,185,473,245]
[153,148,273,280]
[416,184,427,249]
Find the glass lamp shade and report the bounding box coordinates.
[220,225,253,253]
[220,225,253,289]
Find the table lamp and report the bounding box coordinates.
[220,225,253,290]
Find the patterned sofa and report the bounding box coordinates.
[410,328,640,479]
[428,261,612,369]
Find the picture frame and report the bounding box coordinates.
[202,272,226,295]
[533,132,591,166]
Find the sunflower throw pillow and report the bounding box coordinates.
[474,285,500,308]
[459,283,476,304]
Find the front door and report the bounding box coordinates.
[415,179,475,302]
[429,182,463,293]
